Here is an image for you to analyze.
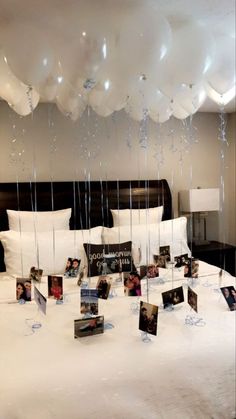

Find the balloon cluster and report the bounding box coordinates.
[0,1,235,121]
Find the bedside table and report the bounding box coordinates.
[189,241,236,277]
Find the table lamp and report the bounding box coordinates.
[179,188,220,245]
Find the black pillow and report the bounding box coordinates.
[83,241,134,277]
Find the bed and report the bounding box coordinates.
[0,180,235,419]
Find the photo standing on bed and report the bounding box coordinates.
[16,278,32,302]
[64,258,81,278]
[48,276,63,300]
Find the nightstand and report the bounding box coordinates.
[189,241,236,277]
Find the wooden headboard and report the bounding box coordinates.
[0,179,172,271]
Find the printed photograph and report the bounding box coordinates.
[100,254,118,275]
[16,278,32,302]
[34,286,47,315]
[124,271,142,296]
[187,286,198,313]
[64,257,81,278]
[153,245,171,268]
[174,254,188,268]
[48,276,63,300]
[74,316,104,338]
[96,276,111,299]
[220,286,236,311]
[146,264,159,278]
[184,258,199,278]
[80,289,98,315]
[139,301,158,336]
[30,266,43,282]
[162,285,184,309]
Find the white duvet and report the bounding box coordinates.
[0,261,235,419]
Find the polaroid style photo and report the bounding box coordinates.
[34,286,47,315]
[74,316,104,338]
[30,266,43,282]
[48,276,63,300]
[146,264,159,279]
[162,285,184,309]
[220,286,236,311]
[124,271,142,297]
[174,254,188,268]
[187,286,198,313]
[16,278,32,302]
[184,258,199,278]
[154,245,171,268]
[139,301,158,336]
[96,276,111,300]
[64,257,81,278]
[80,289,98,315]
[140,265,159,279]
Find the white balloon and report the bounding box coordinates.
[205,82,235,106]
[158,20,215,90]
[56,101,85,121]
[92,104,114,117]
[2,22,54,85]
[56,80,87,119]
[173,84,207,114]
[125,103,148,122]
[127,77,163,111]
[58,2,115,86]
[0,50,26,104]
[117,3,172,79]
[205,34,235,98]
[8,87,40,116]
[172,104,190,120]
[36,62,63,102]
[149,95,172,123]
[89,79,127,113]
[149,108,172,124]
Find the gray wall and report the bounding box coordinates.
[0,101,235,244]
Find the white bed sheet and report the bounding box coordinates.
[0,261,235,419]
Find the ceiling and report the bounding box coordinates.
[0,0,235,113]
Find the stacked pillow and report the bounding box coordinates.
[7,208,72,232]
[0,206,190,277]
[102,217,191,266]
[110,206,163,227]
[0,227,103,277]
[0,209,103,276]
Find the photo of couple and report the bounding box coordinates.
[96,276,111,299]
[139,301,158,336]
[153,245,171,268]
[162,286,184,309]
[220,286,236,311]
[64,257,81,278]
[16,278,32,302]
[124,271,142,296]
[140,264,159,279]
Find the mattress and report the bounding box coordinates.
[0,261,235,419]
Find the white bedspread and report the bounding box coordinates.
[0,261,235,419]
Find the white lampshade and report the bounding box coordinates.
[179,188,220,212]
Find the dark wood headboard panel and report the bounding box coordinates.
[0,179,172,271]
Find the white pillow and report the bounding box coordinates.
[7,208,72,232]
[0,227,103,276]
[102,217,191,265]
[110,206,163,227]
